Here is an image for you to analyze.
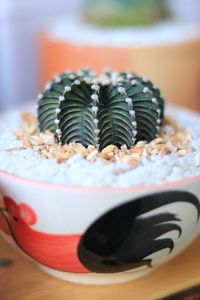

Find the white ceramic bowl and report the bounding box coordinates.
[0,170,200,285]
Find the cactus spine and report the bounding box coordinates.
[37,69,164,150]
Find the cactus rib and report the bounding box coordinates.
[37,69,165,149]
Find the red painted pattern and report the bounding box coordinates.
[0,197,89,273]
[0,196,10,235]
[0,213,10,235]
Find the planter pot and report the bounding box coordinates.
[1,170,200,285]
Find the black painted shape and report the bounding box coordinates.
[78,191,200,273]
[0,258,12,267]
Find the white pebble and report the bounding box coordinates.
[87,150,98,160]
[194,154,200,167]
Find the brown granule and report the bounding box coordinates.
[8,113,193,169]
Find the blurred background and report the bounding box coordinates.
[0,0,200,111]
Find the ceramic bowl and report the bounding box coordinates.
[0,170,200,285]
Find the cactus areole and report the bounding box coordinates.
[37,69,164,150]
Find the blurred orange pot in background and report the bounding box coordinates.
[40,34,200,112]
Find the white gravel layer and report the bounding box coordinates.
[0,105,200,187]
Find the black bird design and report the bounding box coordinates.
[78,191,200,273]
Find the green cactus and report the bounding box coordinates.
[84,0,170,27]
[37,69,164,150]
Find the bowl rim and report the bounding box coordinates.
[0,170,200,193]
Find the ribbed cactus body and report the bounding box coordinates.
[37,69,164,150]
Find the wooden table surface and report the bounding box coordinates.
[1,236,200,300]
